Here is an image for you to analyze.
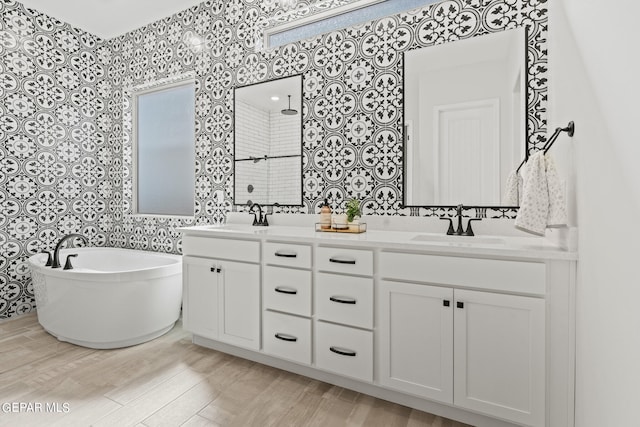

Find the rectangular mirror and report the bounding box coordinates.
[403,27,527,207]
[234,75,303,206]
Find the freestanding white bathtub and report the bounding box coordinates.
[28,247,182,349]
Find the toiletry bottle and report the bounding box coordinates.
[320,199,331,230]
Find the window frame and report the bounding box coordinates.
[262,0,387,49]
[131,75,196,218]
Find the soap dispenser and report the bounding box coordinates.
[320,199,332,230]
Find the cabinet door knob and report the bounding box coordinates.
[275,286,297,295]
[329,296,357,305]
[443,300,450,307]
[330,346,357,357]
[275,333,298,342]
[457,301,464,309]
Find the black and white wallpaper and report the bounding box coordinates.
[1,0,548,319]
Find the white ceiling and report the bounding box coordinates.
[17,0,206,39]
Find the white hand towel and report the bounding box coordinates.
[515,152,548,235]
[504,170,522,206]
[545,154,568,227]
[514,152,567,235]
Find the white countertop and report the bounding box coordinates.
[178,219,578,261]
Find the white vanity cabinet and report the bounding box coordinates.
[379,252,546,427]
[453,288,545,427]
[262,241,313,365]
[180,225,576,427]
[378,280,454,403]
[314,246,374,382]
[182,236,260,350]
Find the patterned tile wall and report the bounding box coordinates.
[1,0,547,319]
[1,1,111,318]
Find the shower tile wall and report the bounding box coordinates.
[268,111,301,202]
[235,101,269,203]
[1,0,547,319]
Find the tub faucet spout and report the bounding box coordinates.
[51,234,88,268]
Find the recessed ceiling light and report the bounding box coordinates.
[271,96,280,101]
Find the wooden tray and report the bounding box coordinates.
[315,223,367,233]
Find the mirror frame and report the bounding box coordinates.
[401,26,529,209]
[232,74,304,207]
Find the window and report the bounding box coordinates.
[265,0,439,49]
[134,79,195,216]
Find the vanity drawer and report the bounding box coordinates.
[263,311,311,365]
[182,236,259,263]
[263,266,312,316]
[379,252,546,295]
[316,247,373,276]
[315,321,373,382]
[316,273,373,329]
[264,242,312,269]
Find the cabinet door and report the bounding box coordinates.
[182,256,219,340]
[378,280,454,404]
[217,260,260,350]
[454,289,545,427]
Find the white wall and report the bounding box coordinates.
[549,1,640,425]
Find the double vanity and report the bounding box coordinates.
[179,217,576,427]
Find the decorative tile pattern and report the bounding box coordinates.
[1,1,109,319]
[1,0,546,319]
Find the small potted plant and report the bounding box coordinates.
[345,198,362,231]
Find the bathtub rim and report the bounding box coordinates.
[28,247,182,283]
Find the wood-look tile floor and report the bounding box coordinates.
[0,314,472,427]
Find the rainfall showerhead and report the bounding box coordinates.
[281,95,298,116]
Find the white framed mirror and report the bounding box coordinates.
[403,27,527,207]
[233,74,303,206]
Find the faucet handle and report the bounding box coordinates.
[463,218,482,236]
[63,254,78,270]
[439,217,455,235]
[41,251,53,266]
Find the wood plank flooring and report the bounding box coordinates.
[0,314,472,427]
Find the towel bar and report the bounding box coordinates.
[516,121,575,173]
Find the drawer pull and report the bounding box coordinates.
[275,251,297,258]
[329,257,356,265]
[275,333,298,342]
[330,346,357,357]
[210,267,221,273]
[329,296,356,305]
[275,286,298,295]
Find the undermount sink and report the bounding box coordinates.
[411,234,506,245]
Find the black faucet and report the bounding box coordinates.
[63,254,78,270]
[51,234,88,268]
[249,203,268,226]
[455,204,464,235]
[439,204,482,236]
